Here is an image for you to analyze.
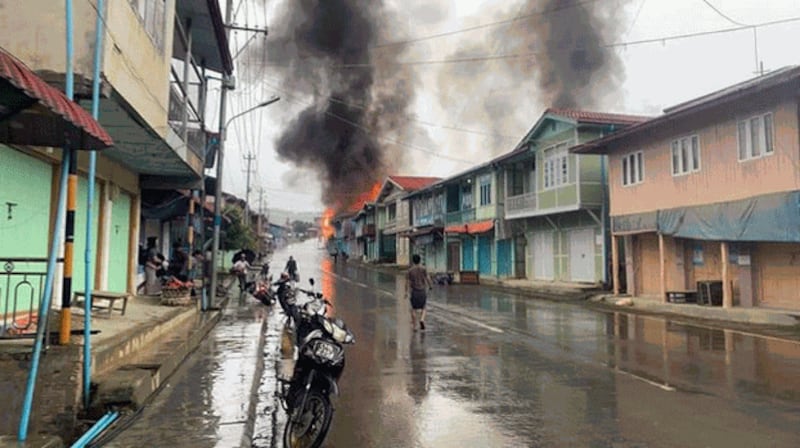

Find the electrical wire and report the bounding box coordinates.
[700,0,751,27]
[263,16,800,70]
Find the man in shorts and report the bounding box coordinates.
[406,254,433,331]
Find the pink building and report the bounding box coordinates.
[573,67,800,311]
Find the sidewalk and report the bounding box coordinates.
[0,276,238,447]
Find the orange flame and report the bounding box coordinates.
[321,208,336,239]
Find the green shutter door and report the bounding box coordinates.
[107,192,131,292]
[73,177,101,295]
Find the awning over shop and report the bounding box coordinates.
[444,220,494,235]
[0,48,113,150]
[612,191,800,241]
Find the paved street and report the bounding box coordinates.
[258,240,800,448]
[101,239,800,447]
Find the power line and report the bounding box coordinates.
[369,0,604,50]
[263,16,800,70]
[700,0,751,27]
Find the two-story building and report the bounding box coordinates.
[404,184,447,273]
[439,164,505,278]
[573,66,800,311]
[497,108,648,285]
[0,0,231,306]
[374,176,440,265]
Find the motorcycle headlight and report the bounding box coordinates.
[311,340,339,362]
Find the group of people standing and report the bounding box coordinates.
[139,237,207,296]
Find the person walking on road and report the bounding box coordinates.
[233,253,250,293]
[406,254,433,331]
[285,255,299,282]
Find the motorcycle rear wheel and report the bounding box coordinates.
[283,389,333,448]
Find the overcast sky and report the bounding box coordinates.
[211,0,800,213]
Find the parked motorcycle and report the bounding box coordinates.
[278,278,355,448]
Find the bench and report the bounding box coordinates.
[459,271,480,285]
[665,290,697,304]
[73,291,130,316]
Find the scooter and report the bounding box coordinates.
[279,278,355,448]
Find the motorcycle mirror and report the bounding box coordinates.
[309,278,315,286]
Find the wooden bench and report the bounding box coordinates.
[665,290,697,304]
[73,291,130,316]
[459,271,480,285]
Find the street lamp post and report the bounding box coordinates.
[207,96,279,310]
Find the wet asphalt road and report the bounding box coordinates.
[106,239,800,447]
[261,240,800,448]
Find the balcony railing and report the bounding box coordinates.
[413,213,444,228]
[445,208,476,224]
[357,223,376,238]
[168,80,205,160]
[505,192,538,219]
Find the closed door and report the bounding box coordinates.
[514,236,527,278]
[478,235,492,275]
[497,239,512,277]
[569,228,596,282]
[755,243,800,310]
[532,232,554,280]
[447,242,461,272]
[107,192,131,292]
[462,238,475,270]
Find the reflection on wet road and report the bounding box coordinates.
[267,240,800,448]
[107,295,269,447]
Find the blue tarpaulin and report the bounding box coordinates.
[612,191,800,242]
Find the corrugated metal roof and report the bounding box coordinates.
[388,176,442,191]
[545,108,651,125]
[0,47,113,150]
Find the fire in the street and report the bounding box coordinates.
[321,209,335,239]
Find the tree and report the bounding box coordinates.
[222,205,256,250]
[292,220,313,235]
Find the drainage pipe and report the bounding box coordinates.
[70,411,119,448]
[84,0,105,410]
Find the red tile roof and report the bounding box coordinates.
[0,47,113,150]
[388,176,441,192]
[546,108,651,126]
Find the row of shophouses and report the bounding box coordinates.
[335,66,800,312]
[0,1,260,323]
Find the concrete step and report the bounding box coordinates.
[89,301,227,416]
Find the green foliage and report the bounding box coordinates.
[291,220,313,235]
[222,205,256,250]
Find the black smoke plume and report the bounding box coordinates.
[246,0,416,209]
[436,0,629,150]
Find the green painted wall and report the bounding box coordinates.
[0,146,52,316]
[107,192,131,292]
[73,176,101,296]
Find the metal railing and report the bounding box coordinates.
[1,258,57,339]
[505,192,538,219]
[445,208,476,224]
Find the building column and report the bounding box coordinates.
[721,241,733,308]
[95,181,109,290]
[127,194,141,295]
[624,235,635,296]
[659,233,667,303]
[612,234,620,295]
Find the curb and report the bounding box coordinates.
[243,314,270,446]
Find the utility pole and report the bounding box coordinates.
[208,0,274,310]
[243,152,256,224]
[209,0,234,311]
